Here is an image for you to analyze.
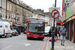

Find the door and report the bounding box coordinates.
[0,24,3,35]
[67,22,69,39]
[71,21,73,42]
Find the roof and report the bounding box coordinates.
[29,20,45,24]
[0,21,10,25]
[56,21,63,23]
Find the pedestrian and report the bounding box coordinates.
[49,27,54,37]
[49,28,51,37]
[59,25,67,46]
[57,27,60,38]
[49,27,57,37]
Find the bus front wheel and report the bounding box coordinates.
[27,38,30,40]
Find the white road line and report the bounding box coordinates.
[25,43,31,46]
[1,45,12,50]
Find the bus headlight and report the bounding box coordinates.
[41,34,45,36]
[27,32,31,35]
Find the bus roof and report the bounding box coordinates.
[29,20,44,22]
[28,20,45,24]
[27,17,37,18]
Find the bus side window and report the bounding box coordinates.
[5,25,8,28]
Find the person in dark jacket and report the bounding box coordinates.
[49,27,57,37]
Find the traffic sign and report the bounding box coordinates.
[51,9,60,19]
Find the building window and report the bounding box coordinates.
[17,17,19,21]
[14,7,15,13]
[0,0,1,7]
[2,0,3,8]
[10,4,11,11]
[12,6,13,12]
[4,0,6,9]
[7,3,9,10]
[6,16,7,19]
[9,16,10,19]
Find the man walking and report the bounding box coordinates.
[59,25,67,46]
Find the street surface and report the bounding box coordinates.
[0,33,48,50]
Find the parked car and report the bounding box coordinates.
[12,29,18,36]
[0,21,12,38]
[45,26,50,37]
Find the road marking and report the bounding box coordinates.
[1,45,12,50]
[39,42,44,50]
[41,40,47,50]
[39,38,48,50]
[46,38,49,50]
[25,43,30,46]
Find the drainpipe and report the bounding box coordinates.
[6,0,7,19]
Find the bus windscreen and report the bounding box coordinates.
[29,24,44,32]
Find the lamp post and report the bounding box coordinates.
[51,0,57,50]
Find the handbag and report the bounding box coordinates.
[49,37,57,42]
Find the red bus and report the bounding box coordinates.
[25,20,45,40]
[25,17,39,23]
[25,17,39,29]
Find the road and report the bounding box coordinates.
[0,33,48,50]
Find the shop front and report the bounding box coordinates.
[66,16,75,43]
[63,2,75,43]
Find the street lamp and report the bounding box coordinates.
[51,0,57,50]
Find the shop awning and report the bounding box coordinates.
[56,21,63,23]
[14,24,20,26]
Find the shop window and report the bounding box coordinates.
[0,0,1,7]
[65,3,66,6]
[67,3,69,6]
[57,23,61,25]
[9,16,10,19]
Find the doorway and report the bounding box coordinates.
[67,22,69,39]
[71,21,73,42]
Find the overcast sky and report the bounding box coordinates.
[23,0,62,12]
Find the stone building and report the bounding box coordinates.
[0,0,33,25]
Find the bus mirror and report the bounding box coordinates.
[44,21,45,24]
[28,20,29,23]
[36,18,37,20]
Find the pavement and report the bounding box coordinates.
[45,37,75,50]
[0,33,48,50]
